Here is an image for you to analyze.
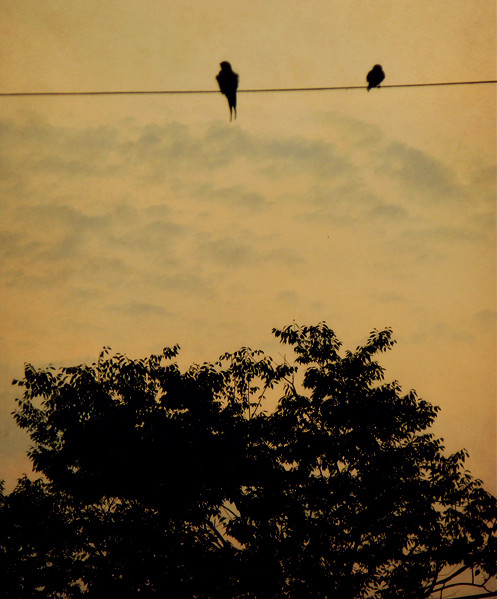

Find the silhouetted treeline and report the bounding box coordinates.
[2,323,496,598]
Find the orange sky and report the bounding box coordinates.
[0,0,495,493]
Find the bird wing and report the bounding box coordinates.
[216,73,225,93]
[217,72,238,94]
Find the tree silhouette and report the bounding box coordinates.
[2,323,496,598]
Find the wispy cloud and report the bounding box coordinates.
[108,301,171,318]
[0,114,493,354]
[378,142,464,205]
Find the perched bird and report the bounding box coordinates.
[366,64,385,91]
[216,61,239,121]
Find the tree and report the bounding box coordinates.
[226,324,497,598]
[2,323,496,598]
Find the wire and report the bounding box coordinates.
[0,80,495,97]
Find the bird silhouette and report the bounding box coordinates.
[366,65,385,91]
[216,61,239,121]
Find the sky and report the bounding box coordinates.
[0,1,495,494]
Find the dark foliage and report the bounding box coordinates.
[2,324,496,597]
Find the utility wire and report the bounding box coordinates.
[0,80,496,97]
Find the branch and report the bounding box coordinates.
[440,583,496,592]
[423,561,442,598]
[429,564,497,599]
[251,382,270,418]
[432,582,497,599]
[433,565,471,587]
[447,593,497,599]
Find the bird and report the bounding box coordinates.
[216,61,239,121]
[366,64,385,91]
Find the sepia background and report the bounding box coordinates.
[0,1,495,494]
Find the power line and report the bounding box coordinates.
[0,80,495,97]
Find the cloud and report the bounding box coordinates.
[277,289,301,303]
[0,113,492,350]
[1,117,351,197]
[192,184,270,212]
[378,142,463,204]
[404,225,482,245]
[0,114,477,228]
[313,111,474,212]
[369,202,409,220]
[110,219,185,256]
[297,177,411,232]
[0,118,122,181]
[199,236,256,266]
[410,321,474,344]
[475,309,497,324]
[0,230,41,262]
[257,136,349,179]
[108,301,171,318]
[152,271,214,295]
[373,292,409,304]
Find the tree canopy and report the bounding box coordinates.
[2,323,496,598]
